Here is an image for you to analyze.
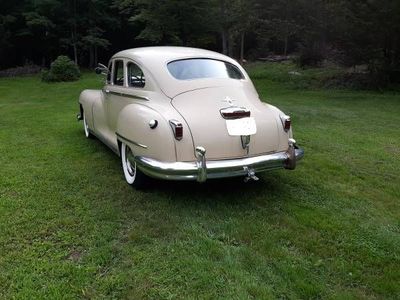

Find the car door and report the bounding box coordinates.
[98,59,127,150]
[92,60,113,145]
[106,60,148,136]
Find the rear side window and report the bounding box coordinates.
[167,58,244,80]
[113,60,124,86]
[127,62,145,88]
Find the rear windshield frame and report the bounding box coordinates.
[167,58,245,81]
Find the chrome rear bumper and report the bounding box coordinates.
[134,141,304,182]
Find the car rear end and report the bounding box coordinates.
[134,57,304,182]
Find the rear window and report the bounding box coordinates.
[167,59,244,80]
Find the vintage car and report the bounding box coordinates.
[77,46,304,187]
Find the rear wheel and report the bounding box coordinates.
[121,142,148,188]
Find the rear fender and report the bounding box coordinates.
[266,104,293,151]
[116,104,176,162]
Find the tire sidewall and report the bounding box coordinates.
[121,143,137,185]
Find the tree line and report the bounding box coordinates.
[1,0,399,83]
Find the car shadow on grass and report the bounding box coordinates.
[149,175,282,195]
[143,172,290,209]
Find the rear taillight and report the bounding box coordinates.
[169,120,183,140]
[280,115,291,132]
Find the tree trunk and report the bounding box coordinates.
[71,24,78,64]
[283,1,289,56]
[73,42,78,65]
[240,31,245,64]
[89,46,94,68]
[228,32,234,58]
[219,0,228,55]
[221,30,228,55]
[94,46,98,67]
[72,0,78,65]
[284,35,288,56]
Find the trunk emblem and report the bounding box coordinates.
[222,96,236,106]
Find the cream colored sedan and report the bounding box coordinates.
[77,46,304,187]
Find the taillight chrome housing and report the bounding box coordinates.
[280,115,291,132]
[169,120,183,140]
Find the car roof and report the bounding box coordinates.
[111,46,251,98]
[113,46,238,65]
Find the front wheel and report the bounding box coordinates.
[121,142,148,188]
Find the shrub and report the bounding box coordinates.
[41,56,80,82]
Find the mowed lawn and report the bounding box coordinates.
[0,70,399,299]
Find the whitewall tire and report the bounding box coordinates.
[121,142,148,188]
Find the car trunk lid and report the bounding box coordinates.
[171,86,280,160]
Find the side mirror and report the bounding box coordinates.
[95,63,109,76]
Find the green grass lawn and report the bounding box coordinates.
[0,68,399,299]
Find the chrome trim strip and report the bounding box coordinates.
[115,132,148,149]
[134,148,304,181]
[107,90,149,101]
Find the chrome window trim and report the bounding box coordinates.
[126,61,146,89]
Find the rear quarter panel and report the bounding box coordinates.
[116,103,178,162]
[266,104,293,151]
